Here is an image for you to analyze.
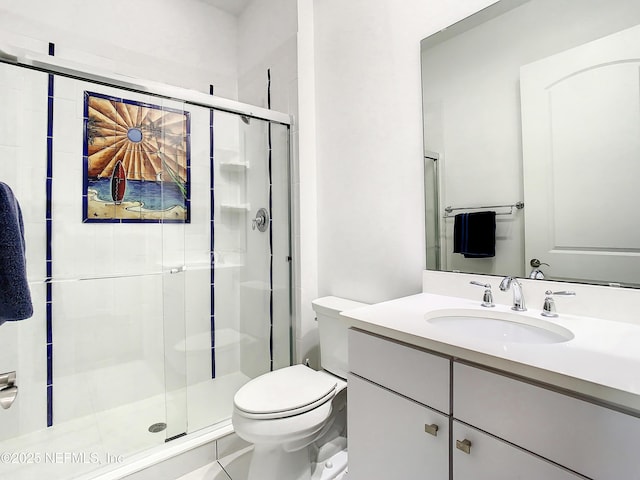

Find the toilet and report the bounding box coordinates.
[232,296,367,480]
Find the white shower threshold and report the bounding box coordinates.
[85,421,236,480]
[0,370,251,480]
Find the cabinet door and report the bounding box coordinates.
[348,329,450,414]
[454,362,640,479]
[452,421,583,480]
[348,374,448,480]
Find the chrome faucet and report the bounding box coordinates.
[469,281,495,308]
[499,276,527,311]
[541,290,576,317]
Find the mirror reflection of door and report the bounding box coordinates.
[521,23,640,286]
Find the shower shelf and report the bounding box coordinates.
[219,160,250,170]
[221,203,250,212]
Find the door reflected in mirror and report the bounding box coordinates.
[421,0,640,287]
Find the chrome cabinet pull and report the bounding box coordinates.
[456,438,472,454]
[424,423,439,437]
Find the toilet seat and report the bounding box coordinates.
[234,365,337,420]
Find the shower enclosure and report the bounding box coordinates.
[0,54,292,479]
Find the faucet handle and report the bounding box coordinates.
[530,258,550,268]
[529,259,549,280]
[541,290,576,318]
[469,281,495,308]
[548,290,576,296]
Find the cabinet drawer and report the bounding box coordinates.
[452,421,583,480]
[454,362,640,479]
[349,374,449,480]
[348,329,450,413]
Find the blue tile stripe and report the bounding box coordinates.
[46,42,55,428]
[82,92,89,222]
[267,69,274,372]
[185,111,192,225]
[209,84,216,379]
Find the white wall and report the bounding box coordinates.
[311,0,498,306]
[237,0,298,92]
[0,0,239,98]
[295,0,320,365]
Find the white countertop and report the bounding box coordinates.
[341,292,640,413]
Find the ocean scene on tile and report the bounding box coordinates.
[83,92,190,223]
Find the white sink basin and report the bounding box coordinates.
[426,310,574,344]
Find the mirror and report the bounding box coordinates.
[421,0,640,287]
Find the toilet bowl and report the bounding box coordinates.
[232,296,367,480]
[233,366,347,480]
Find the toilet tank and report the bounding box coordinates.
[312,296,369,379]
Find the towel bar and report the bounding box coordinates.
[443,201,524,218]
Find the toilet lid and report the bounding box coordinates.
[234,365,337,419]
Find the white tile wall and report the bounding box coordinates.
[0,284,48,442]
[52,275,165,422]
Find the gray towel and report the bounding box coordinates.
[0,182,33,325]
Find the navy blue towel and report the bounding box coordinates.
[0,182,33,325]
[453,211,496,258]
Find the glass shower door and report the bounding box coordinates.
[157,96,190,442]
[0,63,181,479]
[184,110,291,433]
[52,81,176,458]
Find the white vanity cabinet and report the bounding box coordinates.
[347,327,640,480]
[453,362,640,480]
[348,374,449,479]
[348,329,450,480]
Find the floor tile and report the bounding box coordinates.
[218,446,253,480]
[174,461,231,480]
